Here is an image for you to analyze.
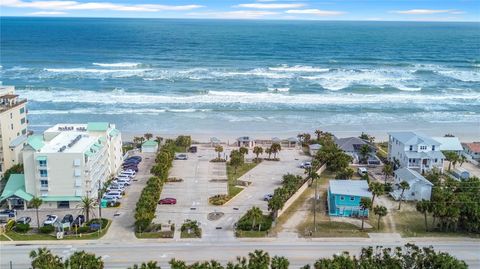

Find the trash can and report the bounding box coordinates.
[101,199,108,208]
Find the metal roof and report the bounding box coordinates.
[329,180,372,198]
[388,132,440,146]
[433,137,464,151]
[0,174,33,202]
[87,122,109,132]
[394,168,433,186]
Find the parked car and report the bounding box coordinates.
[72,215,85,227]
[107,184,126,192]
[299,162,312,169]
[158,198,177,204]
[188,146,197,153]
[61,214,74,224]
[119,172,135,178]
[122,165,138,172]
[43,215,58,225]
[357,167,368,176]
[0,209,16,218]
[115,179,131,186]
[127,156,142,162]
[175,154,188,160]
[263,194,273,201]
[16,216,31,224]
[104,191,122,199]
[121,169,136,175]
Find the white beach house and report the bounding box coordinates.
[390,168,433,201]
[388,132,445,173]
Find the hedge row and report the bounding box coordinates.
[134,141,175,232]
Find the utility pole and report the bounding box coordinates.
[313,175,317,233]
[98,182,102,220]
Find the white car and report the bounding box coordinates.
[107,185,125,192]
[104,191,122,199]
[116,179,131,186]
[43,215,58,225]
[120,170,136,177]
[299,162,312,169]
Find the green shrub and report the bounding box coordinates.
[39,225,55,234]
[77,226,90,233]
[15,223,30,233]
[209,194,230,205]
[237,207,272,232]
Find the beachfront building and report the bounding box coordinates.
[433,136,464,154]
[390,168,433,201]
[236,136,255,148]
[388,132,445,173]
[0,86,28,179]
[463,142,480,161]
[334,136,380,165]
[19,122,122,209]
[141,140,158,153]
[327,180,372,217]
[309,144,321,156]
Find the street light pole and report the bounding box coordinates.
[313,175,317,233]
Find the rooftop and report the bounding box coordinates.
[142,140,158,147]
[87,122,110,132]
[40,132,97,154]
[433,137,463,151]
[389,131,440,146]
[329,180,372,198]
[395,168,433,186]
[0,174,33,202]
[463,142,480,153]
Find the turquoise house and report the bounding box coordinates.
[327,180,372,217]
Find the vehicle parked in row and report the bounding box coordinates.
[107,185,125,192]
[175,154,188,160]
[43,215,58,226]
[0,209,16,218]
[72,215,85,227]
[104,191,122,199]
[263,194,273,201]
[299,162,312,169]
[61,214,74,225]
[357,167,368,176]
[158,198,177,204]
[16,216,31,224]
[121,170,136,176]
[188,146,197,153]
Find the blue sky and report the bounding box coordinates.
[1,0,479,21]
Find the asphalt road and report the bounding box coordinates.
[1,238,479,268]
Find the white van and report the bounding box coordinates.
[357,167,368,176]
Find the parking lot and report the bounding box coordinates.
[154,145,310,240]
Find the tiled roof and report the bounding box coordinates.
[463,142,480,153]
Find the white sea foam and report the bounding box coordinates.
[269,65,329,73]
[43,68,151,74]
[437,70,480,82]
[18,89,480,106]
[92,62,142,68]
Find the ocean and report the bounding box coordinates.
[1,17,479,140]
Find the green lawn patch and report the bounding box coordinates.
[135,231,174,239]
[226,162,258,197]
[298,221,370,238]
[0,233,12,241]
[235,230,269,238]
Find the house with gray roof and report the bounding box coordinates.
[334,136,380,165]
[388,132,445,173]
[433,137,463,154]
[390,168,433,201]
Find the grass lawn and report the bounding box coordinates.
[5,220,111,241]
[180,230,202,239]
[298,221,370,238]
[235,230,269,238]
[226,162,258,197]
[135,231,174,239]
[0,234,12,241]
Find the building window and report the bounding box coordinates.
[350,196,355,201]
[10,124,13,130]
[20,117,26,124]
[40,180,48,188]
[39,169,48,177]
[434,159,438,163]
[409,145,413,151]
[57,201,70,209]
[21,129,26,135]
[38,160,47,167]
[432,145,435,151]
[340,196,345,201]
[20,107,25,114]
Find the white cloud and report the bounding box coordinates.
[188,10,278,19]
[28,11,67,15]
[0,0,203,12]
[393,9,458,15]
[285,9,345,16]
[235,3,305,9]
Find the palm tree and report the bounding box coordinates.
[133,136,142,148]
[265,148,272,159]
[459,155,467,167]
[248,249,270,269]
[368,182,384,207]
[271,256,290,269]
[444,151,459,171]
[373,205,388,230]
[382,163,393,184]
[30,197,43,229]
[248,207,263,231]
[78,196,96,223]
[129,261,161,269]
[138,137,146,145]
[416,200,430,232]
[154,136,163,145]
[314,129,322,141]
[30,248,64,269]
[65,250,104,269]
[215,145,224,159]
[253,146,263,161]
[297,133,304,144]
[398,181,410,210]
[239,147,248,161]
[144,133,153,141]
[270,143,282,159]
[359,144,371,164]
[303,133,311,145]
[359,197,372,230]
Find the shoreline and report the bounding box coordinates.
[119,121,480,143]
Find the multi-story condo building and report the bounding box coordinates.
[21,122,123,208]
[0,86,28,178]
[388,131,445,174]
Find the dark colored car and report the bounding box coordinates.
[128,156,142,161]
[188,146,197,153]
[158,198,177,205]
[72,215,85,227]
[16,216,31,224]
[61,214,74,224]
